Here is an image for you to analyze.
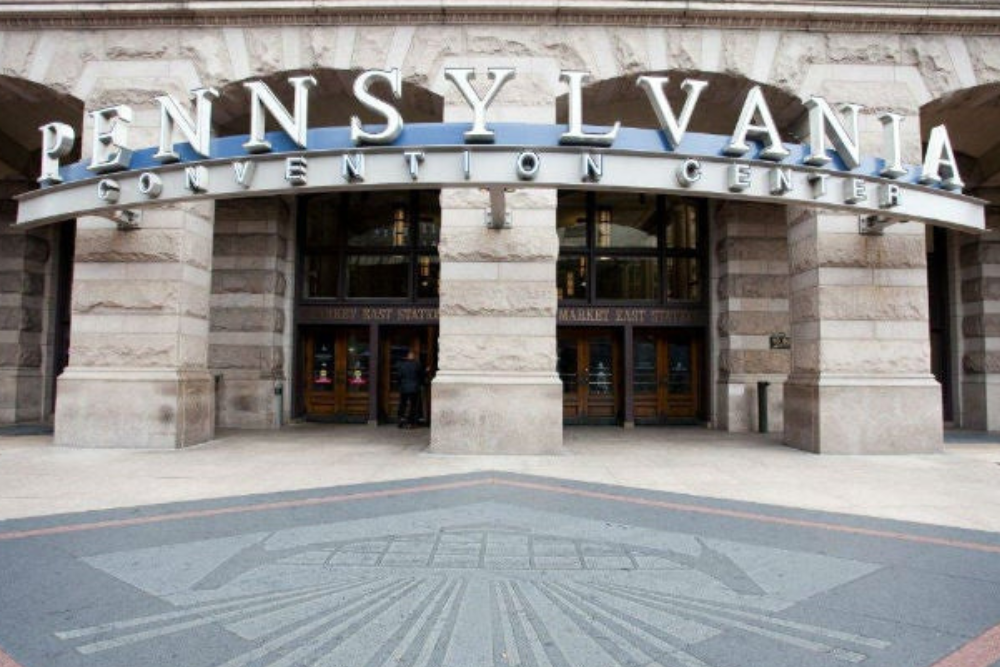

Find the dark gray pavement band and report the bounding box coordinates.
[0,472,998,667]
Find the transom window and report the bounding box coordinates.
[557,192,704,304]
[300,191,440,301]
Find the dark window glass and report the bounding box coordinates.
[593,193,658,249]
[557,192,588,248]
[666,257,700,301]
[416,197,441,247]
[345,195,411,248]
[416,255,439,299]
[667,342,692,394]
[346,332,371,393]
[666,201,699,250]
[346,255,408,298]
[557,256,588,301]
[558,338,579,394]
[634,334,657,395]
[305,197,339,247]
[595,256,659,301]
[303,254,338,298]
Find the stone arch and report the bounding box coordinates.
[213,67,443,137]
[0,76,82,427]
[922,82,1000,201]
[555,70,806,137]
[0,75,82,197]
[921,82,1000,429]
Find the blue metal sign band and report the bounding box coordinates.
[54,123,915,186]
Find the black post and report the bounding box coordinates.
[757,381,770,433]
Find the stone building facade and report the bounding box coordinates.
[1,0,998,453]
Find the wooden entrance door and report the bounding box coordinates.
[380,326,438,423]
[302,327,371,421]
[633,330,701,423]
[558,329,621,424]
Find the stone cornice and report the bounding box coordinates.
[0,0,999,33]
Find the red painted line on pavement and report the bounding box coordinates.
[929,623,1000,667]
[2,475,1000,557]
[0,478,487,541]
[0,646,26,667]
[494,478,1000,555]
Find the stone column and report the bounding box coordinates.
[430,188,562,454]
[0,227,51,424]
[54,203,216,448]
[713,202,790,433]
[209,199,292,429]
[783,208,941,453]
[957,221,1000,430]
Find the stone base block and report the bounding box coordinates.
[716,379,785,433]
[0,368,45,424]
[429,373,563,454]
[54,368,215,448]
[961,378,1000,431]
[783,375,942,454]
[215,375,282,429]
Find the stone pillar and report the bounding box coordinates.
[783,208,941,453]
[209,199,292,429]
[0,227,50,424]
[713,202,790,433]
[957,222,1000,430]
[430,187,562,454]
[54,203,216,448]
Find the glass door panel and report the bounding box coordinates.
[303,327,370,422]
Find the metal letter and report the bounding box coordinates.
[88,106,133,173]
[809,172,829,198]
[921,125,965,191]
[154,87,219,162]
[516,151,540,180]
[581,152,603,182]
[444,68,516,143]
[878,112,907,178]
[342,153,365,182]
[404,150,425,180]
[96,178,121,202]
[728,163,752,192]
[351,69,404,145]
[725,87,789,161]
[844,178,867,204]
[675,159,702,187]
[635,76,708,149]
[243,75,317,153]
[185,165,208,193]
[232,160,256,188]
[38,122,75,186]
[462,150,472,180]
[285,156,308,186]
[769,167,793,195]
[880,183,902,209]
[804,97,862,169]
[137,172,163,198]
[560,71,620,146]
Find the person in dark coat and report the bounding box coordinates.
[397,350,424,428]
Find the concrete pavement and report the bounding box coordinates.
[0,425,998,531]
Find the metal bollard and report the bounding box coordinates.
[757,381,770,434]
[274,380,284,428]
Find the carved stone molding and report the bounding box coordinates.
[0,1,999,33]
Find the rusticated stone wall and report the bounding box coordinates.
[0,226,52,424]
[713,202,790,433]
[54,204,216,448]
[209,199,293,429]
[784,208,941,453]
[958,221,1000,430]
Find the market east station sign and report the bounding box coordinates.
[16,68,985,231]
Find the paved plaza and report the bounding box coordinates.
[0,428,999,667]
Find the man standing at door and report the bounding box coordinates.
[397,349,424,429]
